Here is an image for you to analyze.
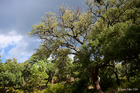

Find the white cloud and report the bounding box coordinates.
[19,56,28,63]
[8,30,16,35]
[0,30,22,49]
[0,30,39,62]
[0,0,87,63]
[0,49,5,57]
[5,39,29,60]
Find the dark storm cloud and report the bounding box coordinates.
[0,0,87,35]
[0,0,17,31]
[15,0,87,35]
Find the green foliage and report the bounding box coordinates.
[104,77,140,93]
[0,0,138,92]
[88,0,140,62]
[9,87,15,92]
[0,58,24,89]
[72,78,90,93]
[28,47,50,65]
[45,83,72,93]
[29,60,48,87]
[27,3,93,65]
[116,63,127,78]
[99,67,116,91]
[14,89,20,93]
[0,55,2,62]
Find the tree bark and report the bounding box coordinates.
[51,76,54,85]
[136,56,140,73]
[89,68,104,93]
[113,60,120,86]
[3,84,6,93]
[46,75,51,86]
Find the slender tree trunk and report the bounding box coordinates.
[137,57,140,73]
[51,76,54,85]
[40,85,41,90]
[3,84,6,93]
[89,68,103,93]
[46,75,51,86]
[113,60,120,86]
[51,69,57,86]
[124,60,129,82]
[56,78,59,83]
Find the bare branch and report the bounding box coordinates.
[61,43,79,52]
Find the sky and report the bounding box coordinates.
[0,0,87,63]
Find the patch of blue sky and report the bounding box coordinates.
[18,55,30,63]
[1,44,16,63]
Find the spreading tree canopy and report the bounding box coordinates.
[28,0,140,92]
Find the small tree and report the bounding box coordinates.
[29,60,48,89]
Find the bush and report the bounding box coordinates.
[9,87,15,93]
[45,83,72,93]
[71,78,89,93]
[14,89,20,93]
[100,76,115,91]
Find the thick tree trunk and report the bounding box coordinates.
[113,60,120,86]
[89,68,103,93]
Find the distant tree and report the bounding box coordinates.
[0,55,2,63]
[0,58,24,92]
[21,60,32,89]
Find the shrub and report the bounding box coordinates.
[9,87,15,93]
[14,89,20,93]
[45,83,72,93]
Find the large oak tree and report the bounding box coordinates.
[28,0,140,92]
